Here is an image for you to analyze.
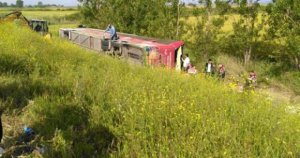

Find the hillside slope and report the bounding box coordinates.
[0,24,299,157]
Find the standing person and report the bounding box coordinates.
[205,59,214,76]
[183,54,190,72]
[105,24,118,40]
[104,24,118,51]
[218,64,226,80]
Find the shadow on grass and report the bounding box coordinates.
[30,102,117,157]
[0,61,117,156]
[0,54,34,76]
[0,79,117,157]
[0,78,70,112]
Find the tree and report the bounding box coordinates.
[267,0,300,69]
[224,0,264,66]
[184,0,229,60]
[78,0,182,39]
[37,1,43,7]
[16,0,24,8]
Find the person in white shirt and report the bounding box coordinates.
[182,54,190,72]
[205,59,214,75]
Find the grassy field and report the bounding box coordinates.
[0,23,299,157]
[0,8,79,31]
[182,13,267,41]
[183,14,239,32]
[2,8,298,103]
[49,23,78,37]
[0,9,78,18]
[22,10,78,20]
[0,8,80,38]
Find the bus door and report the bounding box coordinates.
[175,46,183,71]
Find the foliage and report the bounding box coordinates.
[222,0,265,66]
[0,2,8,7]
[182,0,228,61]
[15,0,24,8]
[278,71,300,95]
[267,0,300,69]
[0,23,299,157]
[78,0,182,39]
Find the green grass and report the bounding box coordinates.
[0,9,77,19]
[278,72,300,95]
[0,23,299,157]
[182,13,268,43]
[0,8,80,38]
[49,23,78,37]
[22,10,78,19]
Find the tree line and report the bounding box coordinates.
[0,0,23,7]
[78,0,300,70]
[0,2,8,7]
[0,0,64,8]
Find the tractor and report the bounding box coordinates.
[1,11,49,36]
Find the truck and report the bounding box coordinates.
[59,28,184,70]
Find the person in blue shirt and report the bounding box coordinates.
[105,24,118,40]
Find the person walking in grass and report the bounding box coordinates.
[205,59,214,76]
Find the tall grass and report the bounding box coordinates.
[0,23,299,157]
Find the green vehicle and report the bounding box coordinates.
[1,11,49,36]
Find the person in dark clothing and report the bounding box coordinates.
[34,24,42,32]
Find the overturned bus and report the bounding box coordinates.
[59,28,184,70]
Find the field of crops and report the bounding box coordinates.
[0,8,80,39]
[0,9,77,18]
[0,9,79,33]
[0,23,299,157]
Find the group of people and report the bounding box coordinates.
[181,55,226,79]
[181,54,197,74]
[181,56,257,86]
[204,59,226,80]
